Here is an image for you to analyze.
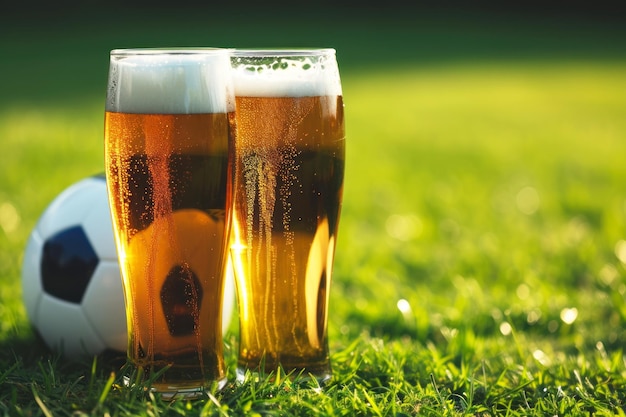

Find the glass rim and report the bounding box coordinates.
[231,48,336,57]
[110,47,234,56]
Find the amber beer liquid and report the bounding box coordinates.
[104,49,234,397]
[230,50,345,383]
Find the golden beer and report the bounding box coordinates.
[230,50,345,383]
[104,49,234,397]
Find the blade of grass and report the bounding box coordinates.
[31,384,53,417]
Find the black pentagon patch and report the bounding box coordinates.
[160,265,203,337]
[41,226,99,304]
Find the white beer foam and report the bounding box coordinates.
[232,53,343,98]
[106,50,234,114]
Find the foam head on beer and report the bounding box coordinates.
[106,49,234,114]
[231,49,342,98]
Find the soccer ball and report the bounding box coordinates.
[21,174,235,358]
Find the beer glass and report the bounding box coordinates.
[104,48,235,398]
[229,49,345,383]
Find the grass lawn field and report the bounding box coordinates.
[1,6,626,416]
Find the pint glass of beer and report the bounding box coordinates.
[104,48,235,398]
[230,49,345,383]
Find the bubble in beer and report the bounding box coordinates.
[107,49,233,114]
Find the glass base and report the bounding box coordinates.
[122,374,227,401]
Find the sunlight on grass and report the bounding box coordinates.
[334,60,626,355]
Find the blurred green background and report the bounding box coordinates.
[1,1,626,358]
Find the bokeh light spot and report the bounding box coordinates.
[397,298,412,315]
[615,240,626,264]
[385,213,422,241]
[599,263,619,286]
[548,320,559,333]
[0,202,20,234]
[516,186,540,215]
[527,309,541,324]
[560,307,578,325]
[533,349,551,366]
[516,283,530,300]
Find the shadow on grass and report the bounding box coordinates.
[0,329,126,371]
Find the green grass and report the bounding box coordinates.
[2,8,626,416]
